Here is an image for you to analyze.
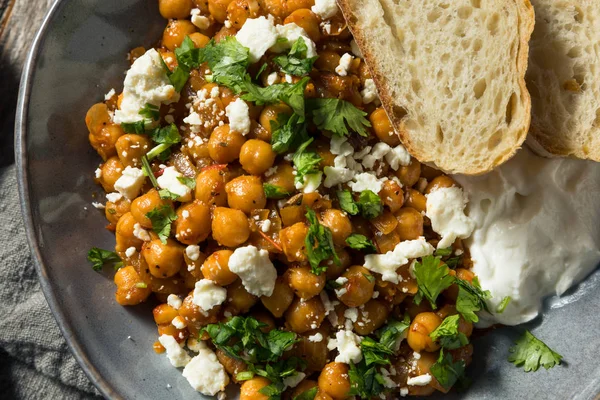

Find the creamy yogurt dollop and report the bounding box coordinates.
[454,146,600,326]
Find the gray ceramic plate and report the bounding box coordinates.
[15,0,600,399]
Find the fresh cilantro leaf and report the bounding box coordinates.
[159,37,193,91]
[146,205,177,244]
[496,296,511,314]
[273,37,317,76]
[292,138,322,185]
[121,121,146,134]
[199,37,251,92]
[242,77,310,118]
[259,383,283,399]
[345,234,376,253]
[271,113,309,154]
[413,255,455,309]
[236,371,255,381]
[348,361,387,399]
[304,208,340,275]
[292,386,317,400]
[255,63,268,80]
[430,349,468,390]
[168,66,190,92]
[141,156,159,188]
[149,123,181,144]
[508,330,563,372]
[158,189,180,200]
[337,190,359,215]
[87,248,123,271]
[357,190,383,219]
[139,103,160,121]
[455,277,491,323]
[263,183,291,199]
[174,36,204,69]
[430,315,469,350]
[377,317,411,349]
[361,337,394,366]
[177,176,196,189]
[307,98,371,137]
[267,329,298,357]
[445,255,462,269]
[435,247,453,257]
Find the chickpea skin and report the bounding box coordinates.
[239,139,276,175]
[225,175,267,214]
[212,207,250,247]
[208,124,246,163]
[287,265,326,300]
[279,222,308,262]
[407,312,443,353]
[319,209,352,247]
[337,265,375,308]
[395,207,424,241]
[318,362,351,400]
[173,201,212,244]
[162,19,197,51]
[285,296,326,334]
[240,377,270,400]
[195,167,228,207]
[142,239,185,278]
[114,266,151,305]
[131,189,173,229]
[201,249,238,286]
[370,107,400,146]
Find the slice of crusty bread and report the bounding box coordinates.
[337,0,535,175]
[527,0,600,161]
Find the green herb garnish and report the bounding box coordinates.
[304,208,339,275]
[146,205,177,244]
[87,248,123,271]
[508,330,563,372]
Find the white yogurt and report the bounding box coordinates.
[455,146,600,326]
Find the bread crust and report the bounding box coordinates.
[337,0,535,175]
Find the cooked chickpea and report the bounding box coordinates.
[290,329,329,372]
[394,157,421,187]
[314,51,341,73]
[115,212,144,252]
[319,209,352,247]
[114,266,151,305]
[209,0,234,22]
[436,305,474,338]
[201,249,237,286]
[258,0,286,19]
[284,9,321,43]
[208,125,246,163]
[337,265,375,308]
[87,104,123,160]
[224,279,258,315]
[99,156,124,193]
[395,207,424,241]
[404,188,427,213]
[285,296,326,333]
[159,0,194,18]
[407,312,442,352]
[325,248,351,280]
[195,167,228,207]
[179,291,221,334]
[142,238,185,278]
[162,19,197,51]
[291,380,318,399]
[240,377,270,400]
[225,175,267,214]
[353,299,389,335]
[131,189,172,229]
[265,163,296,194]
[152,303,179,324]
[261,276,295,317]
[227,0,260,29]
[216,349,247,381]
[173,201,212,244]
[212,207,250,247]
[380,179,404,213]
[189,32,211,48]
[105,197,131,224]
[318,362,351,400]
[287,265,325,300]
[370,107,400,146]
[280,222,308,262]
[259,104,292,135]
[239,139,276,175]
[407,352,437,396]
[424,175,458,194]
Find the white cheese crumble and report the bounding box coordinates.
[158,334,191,368]
[283,372,306,389]
[157,166,192,202]
[350,172,385,194]
[192,279,227,312]
[92,202,105,210]
[183,345,229,395]
[400,387,409,397]
[167,294,182,310]
[385,144,411,170]
[272,23,317,58]
[172,316,187,329]
[114,167,145,200]
[125,247,136,258]
[344,307,358,323]
[104,88,116,101]
[225,98,251,135]
[327,330,363,364]
[261,219,272,233]
[323,166,355,188]
[364,237,434,283]
[133,223,151,242]
[114,49,179,124]
[190,8,211,30]
[308,332,323,342]
[311,0,339,19]
[361,78,379,104]
[362,142,392,169]
[228,245,277,296]
[95,167,102,179]
[335,53,353,76]
[266,72,278,86]
[407,373,432,386]
[295,172,323,193]
[425,187,475,249]
[185,245,200,261]
[236,17,279,63]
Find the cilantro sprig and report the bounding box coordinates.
[307,98,371,137]
[345,234,376,253]
[87,248,123,271]
[304,208,340,275]
[508,330,563,372]
[430,349,469,390]
[336,190,382,220]
[146,205,177,244]
[263,183,291,199]
[293,138,322,185]
[273,37,317,76]
[271,113,309,154]
[455,277,491,323]
[292,387,317,400]
[430,315,469,350]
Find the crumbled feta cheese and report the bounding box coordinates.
[125,247,136,258]
[236,17,279,63]
[272,23,317,58]
[350,40,362,57]
[228,245,277,296]
[104,88,116,101]
[344,307,358,323]
[335,277,349,286]
[413,351,421,360]
[183,345,229,395]
[330,136,354,156]
[362,142,392,169]
[192,279,227,311]
[190,8,211,30]
[167,294,182,310]
[285,74,293,83]
[186,245,200,261]
[311,0,339,19]
[261,219,272,233]
[225,98,251,135]
[364,237,434,283]
[335,53,353,76]
[184,110,202,127]
[295,172,323,193]
[400,387,409,397]
[350,172,385,193]
[114,167,145,200]
[158,334,191,367]
[266,72,278,86]
[92,202,105,209]
[361,78,378,104]
[308,332,324,342]
[426,187,475,249]
[133,223,151,242]
[380,368,397,388]
[157,166,192,202]
[385,144,411,170]
[324,166,355,188]
[95,167,102,179]
[283,372,306,389]
[327,330,362,364]
[186,337,205,352]
[172,316,187,329]
[264,166,278,177]
[407,374,432,386]
[114,49,179,124]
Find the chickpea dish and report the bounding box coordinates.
[86,0,497,398]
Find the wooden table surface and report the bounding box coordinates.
[0,0,54,167]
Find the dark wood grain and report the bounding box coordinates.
[0,0,54,166]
